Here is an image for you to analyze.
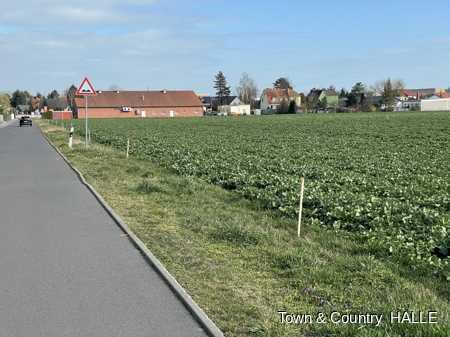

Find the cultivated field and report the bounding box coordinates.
[42,113,450,336]
[73,112,449,273]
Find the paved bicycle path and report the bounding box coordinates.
[0,121,209,337]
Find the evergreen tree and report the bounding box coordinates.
[273,77,292,90]
[47,90,60,100]
[214,71,231,106]
[10,90,31,107]
[347,82,366,110]
[66,85,78,110]
[383,78,395,111]
[288,100,297,114]
[351,82,365,95]
[318,96,328,111]
[361,92,375,112]
[327,85,336,93]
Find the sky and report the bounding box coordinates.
[1,0,450,95]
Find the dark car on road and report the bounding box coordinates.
[19,116,32,127]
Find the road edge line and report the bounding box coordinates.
[39,125,225,337]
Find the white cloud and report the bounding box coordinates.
[32,39,73,49]
[123,0,158,4]
[0,0,224,93]
[48,7,118,22]
[0,0,158,25]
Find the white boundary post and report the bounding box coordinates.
[69,126,74,149]
[126,138,130,159]
[298,177,305,237]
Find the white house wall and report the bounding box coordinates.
[260,95,270,111]
[230,105,251,115]
[421,98,450,111]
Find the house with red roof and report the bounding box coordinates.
[74,90,204,119]
[439,91,450,99]
[400,88,448,100]
[260,88,301,113]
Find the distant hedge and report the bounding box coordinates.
[41,111,53,120]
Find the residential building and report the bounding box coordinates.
[369,95,384,109]
[200,95,237,112]
[306,88,339,111]
[30,96,43,112]
[394,99,420,111]
[319,89,339,108]
[74,90,204,119]
[400,88,448,100]
[421,97,450,111]
[260,88,301,112]
[218,97,251,116]
[440,91,450,99]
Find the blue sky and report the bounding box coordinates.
[1,0,449,95]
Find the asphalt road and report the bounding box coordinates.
[0,121,209,337]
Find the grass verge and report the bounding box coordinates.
[39,121,449,337]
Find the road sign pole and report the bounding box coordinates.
[85,95,88,147]
[76,77,96,148]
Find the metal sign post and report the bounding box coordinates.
[85,95,88,147]
[76,77,96,148]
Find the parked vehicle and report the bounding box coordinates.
[19,116,32,127]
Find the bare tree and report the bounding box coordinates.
[371,80,385,96]
[236,73,258,105]
[392,79,405,95]
[372,79,405,96]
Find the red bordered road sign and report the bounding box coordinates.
[76,77,96,96]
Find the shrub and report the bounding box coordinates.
[41,111,53,120]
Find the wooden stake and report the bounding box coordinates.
[126,138,130,159]
[298,177,305,237]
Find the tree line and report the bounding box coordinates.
[212,71,407,113]
[334,79,405,112]
[3,75,407,117]
[213,71,295,112]
[0,85,78,114]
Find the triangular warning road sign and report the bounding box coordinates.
[76,77,96,96]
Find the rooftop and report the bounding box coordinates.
[74,90,202,108]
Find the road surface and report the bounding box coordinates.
[0,121,209,337]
